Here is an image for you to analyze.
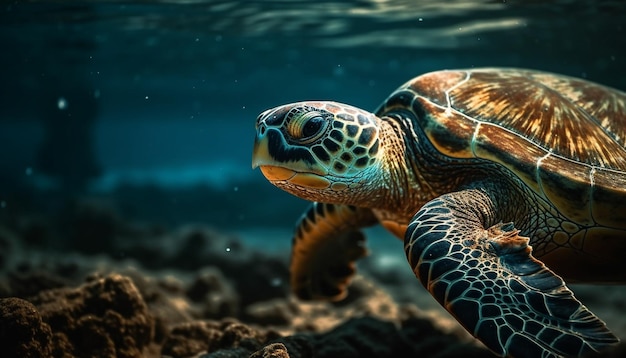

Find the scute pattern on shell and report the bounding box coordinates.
[422,69,626,171]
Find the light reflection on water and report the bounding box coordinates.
[3,1,622,69]
[5,0,618,49]
[2,0,624,120]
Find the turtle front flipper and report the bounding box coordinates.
[405,189,619,358]
[291,202,377,301]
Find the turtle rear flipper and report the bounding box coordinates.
[405,189,619,357]
[291,203,377,301]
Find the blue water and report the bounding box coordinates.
[1,0,625,238]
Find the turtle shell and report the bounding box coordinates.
[384,68,626,230]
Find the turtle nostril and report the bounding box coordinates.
[256,111,269,128]
[259,126,266,135]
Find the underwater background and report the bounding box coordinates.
[0,1,625,357]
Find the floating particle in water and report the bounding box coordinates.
[233,186,239,192]
[57,97,67,110]
[225,247,231,252]
[1,201,6,209]
[333,64,344,76]
[25,167,33,176]
[145,96,149,100]
[270,277,282,287]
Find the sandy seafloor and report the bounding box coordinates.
[0,189,625,357]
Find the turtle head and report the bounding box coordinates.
[252,101,382,204]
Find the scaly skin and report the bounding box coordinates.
[406,188,617,357]
[251,68,624,357]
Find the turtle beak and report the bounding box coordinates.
[252,109,273,169]
[252,120,274,169]
[252,108,266,169]
[252,129,300,181]
[251,127,269,169]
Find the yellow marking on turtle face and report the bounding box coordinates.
[259,165,296,181]
[290,172,331,189]
[251,135,271,169]
[331,182,348,191]
[260,165,331,189]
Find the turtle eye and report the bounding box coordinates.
[287,111,329,144]
[302,116,324,138]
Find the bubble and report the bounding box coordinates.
[57,97,67,110]
[333,64,345,76]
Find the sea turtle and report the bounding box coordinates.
[251,68,626,357]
